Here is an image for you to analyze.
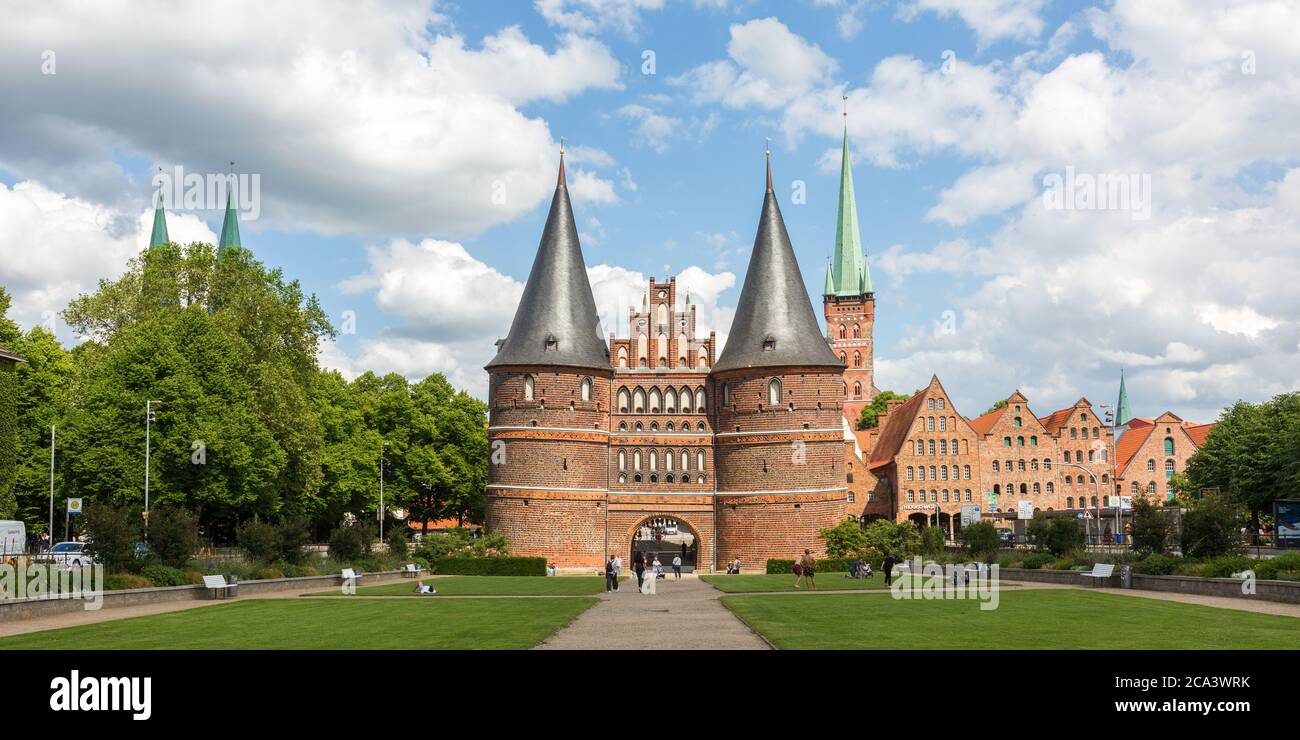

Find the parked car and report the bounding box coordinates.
[42,541,96,568]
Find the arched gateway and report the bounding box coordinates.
[629,515,699,571]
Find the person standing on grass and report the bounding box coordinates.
[883,553,895,586]
[634,551,646,591]
[605,556,617,593]
[672,554,682,579]
[792,558,803,586]
[799,549,817,590]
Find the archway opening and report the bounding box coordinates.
[631,516,698,572]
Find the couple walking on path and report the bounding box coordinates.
[793,549,817,589]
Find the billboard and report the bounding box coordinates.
[1017,500,1034,520]
[1276,500,1300,548]
[960,505,981,526]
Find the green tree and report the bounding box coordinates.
[982,399,1008,416]
[819,518,870,558]
[855,390,912,430]
[919,525,945,557]
[82,502,140,572]
[148,506,200,568]
[861,519,919,558]
[1180,495,1245,558]
[961,521,1000,560]
[1129,498,1173,555]
[1028,516,1083,556]
[237,518,282,563]
[4,323,73,532]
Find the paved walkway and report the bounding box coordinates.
[0,576,408,639]
[534,574,770,650]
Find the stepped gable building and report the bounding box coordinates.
[485,150,848,570]
[1114,412,1214,501]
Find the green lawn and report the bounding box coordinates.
[0,598,597,650]
[722,589,1300,649]
[701,573,930,593]
[309,575,612,597]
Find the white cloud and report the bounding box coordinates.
[0,181,216,336]
[671,17,837,109]
[897,0,1048,45]
[534,0,666,36]
[617,104,680,153]
[0,1,623,238]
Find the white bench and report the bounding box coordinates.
[202,574,237,599]
[401,563,424,578]
[1080,563,1115,585]
[340,568,363,585]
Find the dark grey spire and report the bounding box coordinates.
[713,153,842,373]
[486,152,609,372]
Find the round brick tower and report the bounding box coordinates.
[485,152,613,568]
[712,152,849,570]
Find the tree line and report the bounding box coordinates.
[0,242,487,542]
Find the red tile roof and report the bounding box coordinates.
[1038,407,1073,435]
[1114,424,1153,477]
[1184,422,1215,447]
[867,391,928,469]
[968,407,1005,436]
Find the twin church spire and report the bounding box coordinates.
[147,166,243,250]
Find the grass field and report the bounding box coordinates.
[722,589,1300,649]
[701,573,894,592]
[309,575,612,597]
[0,598,597,650]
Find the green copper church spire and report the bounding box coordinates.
[823,260,835,295]
[827,104,871,297]
[1116,369,1132,426]
[148,200,169,249]
[218,170,241,249]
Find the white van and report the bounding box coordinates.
[0,520,26,556]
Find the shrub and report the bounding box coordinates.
[104,574,153,590]
[328,524,373,563]
[140,564,189,587]
[237,518,281,563]
[148,507,200,568]
[414,528,507,561]
[919,526,945,557]
[181,570,205,585]
[1129,498,1173,555]
[997,554,1022,569]
[1018,553,1056,570]
[427,556,546,576]
[1180,497,1245,558]
[254,566,285,580]
[277,517,312,564]
[961,522,1000,560]
[1028,517,1084,557]
[861,519,920,558]
[386,529,409,559]
[1200,554,1257,578]
[83,503,140,573]
[1133,553,1184,575]
[819,519,869,558]
[1256,552,1300,581]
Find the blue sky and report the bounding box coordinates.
[1,0,1298,423]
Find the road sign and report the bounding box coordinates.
[960,505,981,526]
[1017,500,1034,520]
[1107,495,1132,510]
[66,498,83,515]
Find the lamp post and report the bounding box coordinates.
[144,400,160,543]
[49,425,56,550]
[379,442,387,543]
[1062,462,1101,548]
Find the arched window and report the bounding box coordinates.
[1003,436,1012,447]
[580,378,592,402]
[906,466,914,481]
[1164,459,1175,475]
[1016,436,1025,447]
[853,382,862,398]
[694,388,706,412]
[767,379,782,406]
[1030,435,1037,446]
[918,466,926,481]
[1046,482,1054,494]
[915,440,924,455]
[1067,497,1074,508]
[523,375,535,401]
[1013,417,1022,427]
[649,388,661,413]
[696,450,706,471]
[928,440,936,455]
[633,388,645,412]
[853,324,861,338]
[649,450,658,471]
[853,351,861,367]
[1033,482,1041,494]
[637,333,648,364]
[1146,458,1155,471]
[664,387,676,413]
[838,324,846,339]
[839,352,847,364]
[633,450,642,471]
[657,303,668,325]
[617,347,628,367]
[657,333,668,364]
[963,465,971,479]
[938,417,947,432]
[618,450,626,471]
[665,449,674,471]
[1164,437,1175,455]
[617,388,630,413]
[992,460,1000,472]
[940,440,948,455]
[680,450,689,471]
[993,484,1001,495]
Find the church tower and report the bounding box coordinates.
[713,148,848,566]
[823,115,876,403]
[484,149,613,567]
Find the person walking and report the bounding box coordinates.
[792,558,803,587]
[883,553,895,586]
[799,549,817,590]
[633,551,646,591]
[612,553,622,591]
[605,555,617,593]
[671,554,682,579]
[642,557,659,595]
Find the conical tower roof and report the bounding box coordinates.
[827,126,872,296]
[218,188,241,249]
[714,152,842,373]
[148,200,169,249]
[486,152,609,372]
[1117,369,1132,426]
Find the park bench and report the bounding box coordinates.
[341,568,363,585]
[401,563,424,578]
[202,574,237,599]
[1080,562,1115,585]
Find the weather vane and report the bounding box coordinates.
[560,135,567,155]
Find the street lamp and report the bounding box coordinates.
[379,442,387,543]
[144,400,161,543]
[1061,462,1102,547]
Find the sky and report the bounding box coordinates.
[1,0,1298,424]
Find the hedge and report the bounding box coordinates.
[427,556,546,576]
[765,556,873,574]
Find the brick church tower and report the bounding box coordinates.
[823,122,876,406]
[712,151,849,566]
[484,151,613,567]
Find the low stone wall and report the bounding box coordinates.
[1001,568,1300,604]
[0,570,404,623]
